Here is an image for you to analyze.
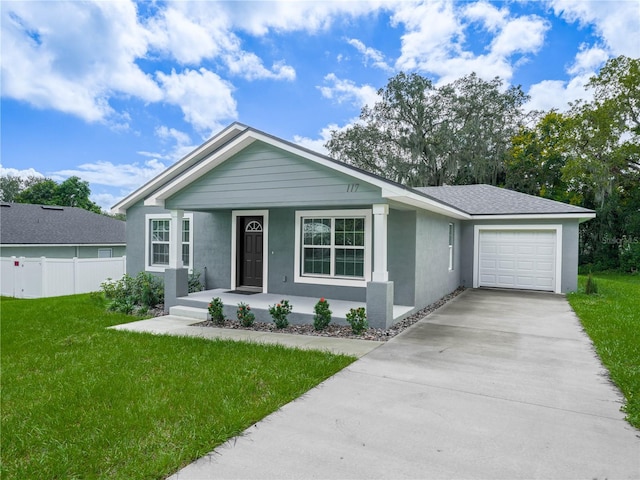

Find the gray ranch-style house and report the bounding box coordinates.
[112,123,595,329]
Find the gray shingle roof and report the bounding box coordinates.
[414,184,595,215]
[0,203,126,245]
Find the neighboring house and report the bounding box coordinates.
[112,123,595,328]
[0,203,126,258]
[0,203,126,298]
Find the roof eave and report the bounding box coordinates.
[470,212,596,221]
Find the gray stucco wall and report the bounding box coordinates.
[1,245,125,258]
[460,218,581,293]
[125,202,231,290]
[414,211,462,308]
[388,209,416,306]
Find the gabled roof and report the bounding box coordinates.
[112,122,595,221]
[0,203,126,245]
[415,184,594,216]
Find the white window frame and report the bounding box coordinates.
[294,209,372,287]
[98,248,113,258]
[145,213,194,273]
[448,223,454,271]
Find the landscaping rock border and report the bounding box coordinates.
[192,287,464,342]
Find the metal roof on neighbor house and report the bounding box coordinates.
[414,184,595,216]
[0,203,126,245]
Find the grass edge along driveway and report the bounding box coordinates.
[1,294,355,480]
[567,273,640,429]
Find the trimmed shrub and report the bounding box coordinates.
[237,302,255,327]
[346,307,368,335]
[313,297,332,331]
[269,300,293,329]
[208,297,225,325]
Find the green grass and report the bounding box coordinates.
[567,273,640,428]
[1,294,355,479]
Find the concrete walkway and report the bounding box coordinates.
[109,315,382,358]
[168,288,640,480]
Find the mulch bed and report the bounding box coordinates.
[191,287,464,342]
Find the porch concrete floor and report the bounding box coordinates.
[182,288,414,321]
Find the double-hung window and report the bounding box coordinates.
[145,213,194,272]
[295,209,371,287]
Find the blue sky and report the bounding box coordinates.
[2,0,638,211]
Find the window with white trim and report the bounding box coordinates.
[145,213,193,271]
[98,248,113,258]
[150,219,170,265]
[448,222,455,271]
[181,218,190,267]
[295,210,371,287]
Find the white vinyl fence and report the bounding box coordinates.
[1,256,126,299]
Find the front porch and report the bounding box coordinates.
[172,288,415,328]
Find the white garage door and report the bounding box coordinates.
[478,230,557,291]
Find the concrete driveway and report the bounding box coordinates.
[171,289,640,479]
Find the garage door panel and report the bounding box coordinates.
[478,230,556,292]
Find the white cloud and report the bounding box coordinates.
[293,125,337,155]
[490,16,549,57]
[0,165,45,180]
[1,1,161,124]
[224,52,296,81]
[155,125,191,147]
[226,1,396,36]
[51,159,169,190]
[393,0,463,73]
[347,38,393,72]
[549,0,640,57]
[463,1,507,32]
[393,1,550,84]
[91,191,123,211]
[145,4,232,65]
[525,74,593,112]
[156,68,238,135]
[318,74,379,109]
[567,44,611,76]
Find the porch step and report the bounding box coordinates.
[169,305,208,321]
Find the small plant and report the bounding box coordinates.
[188,270,204,293]
[585,273,599,295]
[237,302,255,327]
[100,272,164,314]
[269,299,293,329]
[346,307,368,335]
[313,297,332,331]
[208,297,225,325]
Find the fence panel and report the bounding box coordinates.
[43,258,75,297]
[0,256,126,299]
[1,258,18,297]
[77,257,127,293]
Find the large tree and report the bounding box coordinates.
[504,56,640,271]
[8,176,102,213]
[326,72,528,186]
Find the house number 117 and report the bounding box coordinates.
[346,183,360,192]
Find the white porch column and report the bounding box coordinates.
[169,209,184,269]
[372,203,389,282]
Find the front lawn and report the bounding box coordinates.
[567,273,640,428]
[0,294,355,479]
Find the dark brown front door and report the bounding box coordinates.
[238,216,263,288]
